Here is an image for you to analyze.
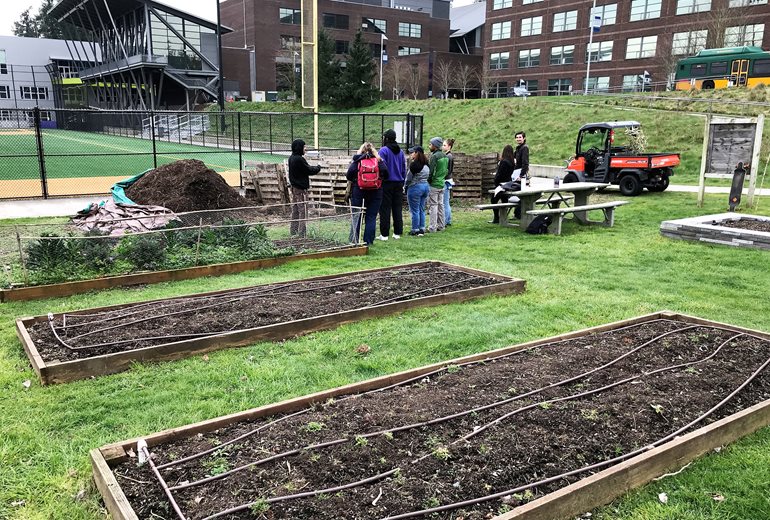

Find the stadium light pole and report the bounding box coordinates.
[584,0,598,95]
[379,33,388,91]
[216,0,226,130]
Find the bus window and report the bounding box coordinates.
[754,59,770,75]
[710,61,728,75]
[690,63,707,77]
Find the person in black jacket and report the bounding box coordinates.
[288,139,321,237]
[514,131,530,179]
[346,142,388,245]
[490,144,516,223]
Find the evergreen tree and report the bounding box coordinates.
[13,8,40,38]
[36,0,64,39]
[317,29,341,105]
[337,30,378,108]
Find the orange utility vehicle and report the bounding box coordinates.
[564,121,680,196]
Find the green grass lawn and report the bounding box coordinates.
[1,191,770,519]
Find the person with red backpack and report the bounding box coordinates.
[346,142,388,245]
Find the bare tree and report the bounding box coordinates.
[452,64,479,99]
[704,4,752,49]
[475,65,495,99]
[384,59,409,100]
[433,59,453,99]
[404,63,424,99]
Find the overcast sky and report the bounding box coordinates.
[1,0,476,38]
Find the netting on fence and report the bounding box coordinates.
[0,202,364,287]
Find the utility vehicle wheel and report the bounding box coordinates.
[619,175,642,196]
[647,176,670,192]
[563,172,579,183]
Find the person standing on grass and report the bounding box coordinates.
[442,138,456,227]
[514,131,529,181]
[404,145,430,236]
[427,136,448,233]
[288,138,322,237]
[347,142,388,245]
[489,144,516,224]
[377,129,407,241]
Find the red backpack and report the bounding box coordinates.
[357,156,381,190]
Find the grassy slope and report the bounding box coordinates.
[1,193,770,519]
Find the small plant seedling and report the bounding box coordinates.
[580,408,599,421]
[379,456,387,464]
[202,456,229,476]
[684,366,698,374]
[498,504,513,514]
[478,444,491,455]
[512,489,534,502]
[650,404,664,415]
[383,431,394,441]
[424,496,441,508]
[446,364,461,374]
[305,421,326,432]
[507,387,517,395]
[432,446,451,461]
[355,436,369,447]
[309,453,321,462]
[539,402,552,410]
[249,498,270,515]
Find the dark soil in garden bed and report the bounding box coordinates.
[28,263,497,363]
[125,160,252,212]
[717,219,770,233]
[113,318,770,520]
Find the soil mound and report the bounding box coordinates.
[125,159,251,212]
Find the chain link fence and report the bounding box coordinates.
[0,107,423,200]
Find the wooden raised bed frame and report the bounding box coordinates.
[0,245,368,303]
[16,261,525,385]
[90,311,770,520]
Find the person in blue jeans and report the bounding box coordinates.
[346,142,388,245]
[442,138,455,226]
[404,145,430,236]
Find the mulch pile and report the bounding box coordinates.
[125,159,252,212]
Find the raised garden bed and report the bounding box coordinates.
[17,261,524,384]
[90,311,770,520]
[661,213,770,250]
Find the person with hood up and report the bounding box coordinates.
[346,142,388,245]
[288,139,322,237]
[427,136,448,233]
[377,129,407,241]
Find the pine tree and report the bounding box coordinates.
[317,29,341,105]
[13,8,40,38]
[36,0,64,39]
[337,30,378,108]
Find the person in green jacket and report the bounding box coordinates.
[427,136,448,232]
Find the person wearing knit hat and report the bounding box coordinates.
[377,129,407,241]
[426,137,448,233]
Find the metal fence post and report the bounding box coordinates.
[149,109,158,168]
[269,114,273,155]
[347,114,351,154]
[237,112,243,187]
[406,113,412,149]
[362,115,366,146]
[33,107,49,199]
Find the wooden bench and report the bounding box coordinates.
[526,201,629,235]
[475,195,574,226]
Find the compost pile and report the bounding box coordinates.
[125,159,251,212]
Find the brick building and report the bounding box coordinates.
[219,0,451,97]
[484,0,770,95]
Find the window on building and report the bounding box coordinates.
[279,8,300,24]
[586,41,614,62]
[754,59,770,75]
[622,74,645,91]
[630,0,662,21]
[0,85,9,99]
[553,11,578,32]
[492,0,512,8]
[550,45,575,65]
[62,87,84,104]
[362,17,386,33]
[672,30,707,55]
[489,81,508,97]
[280,35,300,51]
[369,43,382,58]
[518,48,540,68]
[490,52,510,69]
[584,76,610,92]
[323,13,349,29]
[710,61,728,75]
[729,0,767,6]
[398,46,421,55]
[335,40,349,54]
[725,24,765,46]
[591,4,617,26]
[548,78,572,95]
[626,35,657,59]
[19,86,49,100]
[398,22,422,38]
[521,16,543,36]
[676,0,711,14]
[0,109,12,120]
[523,0,543,4]
[57,64,79,78]
[26,110,51,121]
[491,21,511,40]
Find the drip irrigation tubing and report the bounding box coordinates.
[141,445,187,520]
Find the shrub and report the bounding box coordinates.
[116,233,167,271]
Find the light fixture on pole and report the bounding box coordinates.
[379,33,388,92]
[584,0,600,95]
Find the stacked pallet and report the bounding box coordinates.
[311,156,352,204]
[451,152,499,201]
[241,161,290,204]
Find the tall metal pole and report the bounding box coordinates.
[216,0,226,130]
[379,33,387,92]
[584,0,597,95]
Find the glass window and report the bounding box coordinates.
[518,49,540,68]
[586,41,614,62]
[630,0,662,21]
[19,86,49,100]
[492,0,512,8]
[521,16,543,37]
[489,82,507,98]
[0,85,9,98]
[689,63,707,76]
[553,11,578,32]
[489,52,510,69]
[523,0,543,3]
[398,22,422,38]
[548,78,572,95]
[398,47,421,56]
[754,59,770,75]
[335,40,349,54]
[584,76,610,92]
[550,45,575,65]
[672,30,707,55]
[0,64,6,74]
[626,35,657,59]
[725,24,765,46]
[524,79,538,93]
[622,74,644,91]
[279,8,300,24]
[362,17,386,33]
[491,21,511,40]
[591,4,617,26]
[676,0,711,14]
[323,13,349,30]
[280,35,300,51]
[0,109,12,120]
[729,0,767,5]
[710,61,728,75]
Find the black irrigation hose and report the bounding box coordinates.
[383,333,769,520]
[164,325,705,492]
[141,446,188,520]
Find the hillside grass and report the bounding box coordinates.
[1,192,770,519]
